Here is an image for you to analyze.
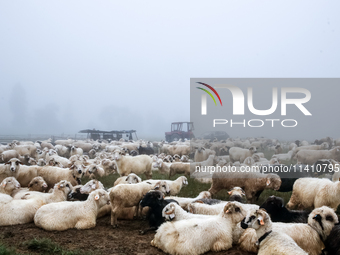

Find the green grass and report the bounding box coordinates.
[23,238,97,255]
[0,244,18,255]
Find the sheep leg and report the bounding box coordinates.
[111,206,119,228]
[286,193,298,209]
[211,238,231,252]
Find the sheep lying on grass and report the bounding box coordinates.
[165,191,211,209]
[239,206,338,255]
[34,189,110,231]
[243,209,308,255]
[151,202,247,255]
[143,176,188,196]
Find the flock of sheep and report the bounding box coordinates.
[1,136,340,255]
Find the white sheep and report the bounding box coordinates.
[287,177,340,209]
[13,180,73,203]
[70,145,83,157]
[85,164,105,179]
[229,146,257,163]
[162,202,211,222]
[248,209,308,255]
[0,158,22,182]
[34,189,110,231]
[152,158,171,175]
[188,201,259,216]
[165,191,211,209]
[143,176,188,196]
[239,206,338,255]
[113,173,142,186]
[113,149,153,178]
[296,146,340,165]
[110,181,170,227]
[151,202,247,255]
[11,176,48,197]
[0,177,21,195]
[194,146,216,162]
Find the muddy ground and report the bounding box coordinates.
[0,216,256,255]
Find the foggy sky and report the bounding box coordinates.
[0,1,339,140]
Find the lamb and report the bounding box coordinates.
[113,149,153,179]
[34,189,110,231]
[243,209,308,255]
[13,180,73,203]
[287,177,340,210]
[260,196,310,223]
[114,173,142,186]
[239,206,338,255]
[143,176,188,196]
[194,146,216,162]
[139,190,179,234]
[229,146,257,163]
[110,181,170,227]
[151,202,247,255]
[296,146,340,165]
[165,191,211,209]
[85,164,105,179]
[208,171,281,203]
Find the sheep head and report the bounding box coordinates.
[309,206,339,240]
[223,202,247,223]
[28,176,48,192]
[162,203,176,221]
[153,181,170,195]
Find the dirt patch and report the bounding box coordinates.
[0,216,255,255]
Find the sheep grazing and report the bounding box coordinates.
[243,209,308,255]
[165,191,211,209]
[260,196,310,223]
[113,149,153,179]
[143,176,188,196]
[0,177,21,195]
[110,181,170,228]
[208,171,281,203]
[151,202,247,255]
[139,190,179,234]
[34,189,110,231]
[228,186,246,203]
[229,146,257,163]
[113,173,142,186]
[287,177,340,210]
[324,223,340,254]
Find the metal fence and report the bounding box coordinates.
[0,134,87,144]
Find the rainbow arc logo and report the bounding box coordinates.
[196,82,223,106]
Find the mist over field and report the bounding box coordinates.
[0,1,339,140]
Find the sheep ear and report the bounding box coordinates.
[5,161,11,165]
[125,177,129,181]
[266,179,271,186]
[2,181,6,187]
[228,191,232,195]
[154,185,160,190]
[260,219,265,225]
[95,195,99,200]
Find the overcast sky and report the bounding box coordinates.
[0,1,339,140]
